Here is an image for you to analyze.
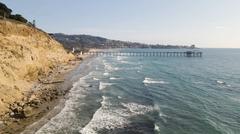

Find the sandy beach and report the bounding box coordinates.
[0,54,92,134]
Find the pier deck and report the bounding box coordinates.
[84,51,202,57]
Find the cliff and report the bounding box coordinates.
[0,20,74,115]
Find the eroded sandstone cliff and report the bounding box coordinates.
[0,20,74,115]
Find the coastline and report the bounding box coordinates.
[0,54,93,134]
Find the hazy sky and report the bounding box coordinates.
[2,0,240,48]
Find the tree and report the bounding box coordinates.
[10,14,28,23]
[0,2,28,23]
[0,2,12,18]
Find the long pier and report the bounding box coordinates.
[84,51,202,57]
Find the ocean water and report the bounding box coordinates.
[35,49,240,134]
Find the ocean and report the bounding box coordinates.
[34,49,240,134]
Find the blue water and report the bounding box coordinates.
[35,49,240,134]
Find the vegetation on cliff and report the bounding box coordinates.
[0,2,28,23]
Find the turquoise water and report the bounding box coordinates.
[35,49,240,134]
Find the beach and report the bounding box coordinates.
[0,54,92,134]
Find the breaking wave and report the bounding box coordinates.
[99,82,113,90]
[143,77,168,84]
[110,77,121,80]
[80,96,154,134]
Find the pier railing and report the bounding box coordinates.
[84,51,202,57]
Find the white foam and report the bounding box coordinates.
[114,67,120,71]
[93,77,99,81]
[154,103,167,118]
[34,75,91,133]
[143,78,168,84]
[154,124,161,132]
[121,102,153,115]
[110,77,121,80]
[193,81,204,84]
[120,60,131,64]
[117,96,122,99]
[80,97,154,134]
[104,63,114,71]
[99,82,113,90]
[117,56,121,61]
[103,72,109,76]
[117,56,127,61]
[216,80,226,85]
[80,96,130,134]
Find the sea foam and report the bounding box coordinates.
[99,82,113,90]
[35,74,92,133]
[80,96,154,134]
[80,96,130,134]
[103,72,109,76]
[143,77,168,84]
[216,80,226,85]
[110,77,121,80]
[93,77,99,81]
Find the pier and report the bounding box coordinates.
[84,51,202,57]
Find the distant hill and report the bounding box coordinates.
[50,33,194,52]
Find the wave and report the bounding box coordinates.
[154,124,161,133]
[103,72,109,76]
[103,60,120,74]
[117,96,122,99]
[121,102,153,115]
[103,61,119,72]
[120,60,132,64]
[104,63,114,71]
[216,80,232,87]
[231,97,240,103]
[103,59,115,72]
[114,67,120,71]
[216,80,226,85]
[117,56,128,61]
[99,82,113,90]
[80,96,154,134]
[34,75,92,133]
[80,96,131,134]
[110,77,121,80]
[93,77,99,81]
[143,78,168,84]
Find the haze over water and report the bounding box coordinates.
[32,48,240,134]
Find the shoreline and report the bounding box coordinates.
[22,55,95,134]
[0,54,93,134]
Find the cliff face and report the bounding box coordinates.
[0,20,74,115]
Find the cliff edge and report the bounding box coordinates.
[0,20,74,115]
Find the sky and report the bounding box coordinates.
[1,0,240,48]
